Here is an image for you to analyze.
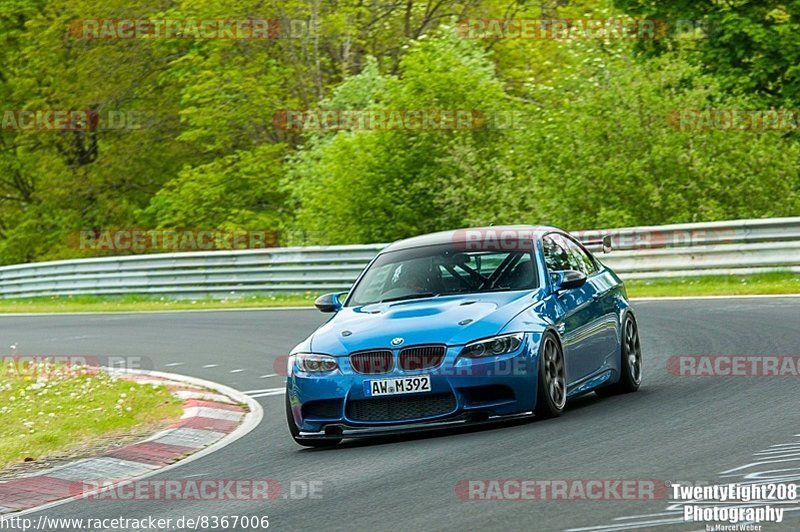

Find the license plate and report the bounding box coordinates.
[364,375,431,397]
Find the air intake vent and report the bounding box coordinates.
[350,350,394,374]
[399,345,445,371]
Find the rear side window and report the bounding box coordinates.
[542,234,598,275]
[560,235,598,275]
[542,235,572,272]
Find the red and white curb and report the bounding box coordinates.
[0,369,263,516]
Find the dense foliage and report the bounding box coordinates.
[0,0,798,262]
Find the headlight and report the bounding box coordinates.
[460,333,524,358]
[293,353,339,373]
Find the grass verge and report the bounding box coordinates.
[0,362,182,470]
[0,293,318,313]
[625,272,800,298]
[0,272,797,313]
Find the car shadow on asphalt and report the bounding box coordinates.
[315,418,534,450]
[300,391,624,451]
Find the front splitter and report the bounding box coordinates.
[297,411,535,440]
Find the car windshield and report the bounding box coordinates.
[346,243,538,306]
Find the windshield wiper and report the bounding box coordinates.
[380,292,436,303]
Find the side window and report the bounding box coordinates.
[560,235,598,275]
[542,235,572,273]
[477,255,504,278]
[436,262,461,289]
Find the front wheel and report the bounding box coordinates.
[285,393,341,448]
[534,332,566,419]
[596,314,642,397]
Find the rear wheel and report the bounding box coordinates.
[285,393,341,447]
[534,333,566,419]
[596,314,642,397]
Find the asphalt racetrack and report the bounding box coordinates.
[2,297,799,531]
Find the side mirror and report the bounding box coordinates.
[602,235,613,254]
[552,270,587,293]
[314,292,346,313]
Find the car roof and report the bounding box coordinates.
[382,225,561,252]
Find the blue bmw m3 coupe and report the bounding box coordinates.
[285,226,642,447]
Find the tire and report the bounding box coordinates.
[596,313,642,397]
[285,393,342,447]
[533,332,566,419]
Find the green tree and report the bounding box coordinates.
[613,0,800,106]
[286,29,511,244]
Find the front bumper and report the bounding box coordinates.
[287,333,543,436]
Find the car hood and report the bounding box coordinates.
[309,290,548,355]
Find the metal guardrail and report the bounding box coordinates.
[578,216,800,279]
[0,217,798,299]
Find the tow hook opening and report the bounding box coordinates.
[466,411,491,423]
[324,425,344,437]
